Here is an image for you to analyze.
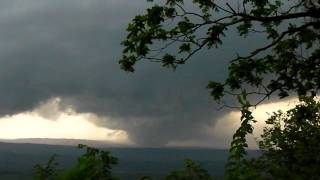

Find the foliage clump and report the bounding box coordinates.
[248,96,320,179]
[166,159,213,180]
[34,144,118,180]
[33,155,59,180]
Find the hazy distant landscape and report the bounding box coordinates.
[0,139,259,179]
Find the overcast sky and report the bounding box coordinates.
[0,0,293,148]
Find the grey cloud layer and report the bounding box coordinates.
[0,0,260,146]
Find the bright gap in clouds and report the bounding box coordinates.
[0,98,130,145]
[167,97,300,149]
[209,97,300,149]
[0,96,308,148]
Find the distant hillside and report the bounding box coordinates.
[0,142,80,180]
[0,138,131,148]
[0,141,260,180]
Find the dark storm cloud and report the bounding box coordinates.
[0,0,265,146]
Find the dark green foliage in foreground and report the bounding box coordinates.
[59,144,118,180]
[33,155,59,180]
[247,96,320,179]
[223,96,320,180]
[34,149,213,180]
[138,159,213,180]
[224,92,261,180]
[165,159,213,180]
[33,144,118,180]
